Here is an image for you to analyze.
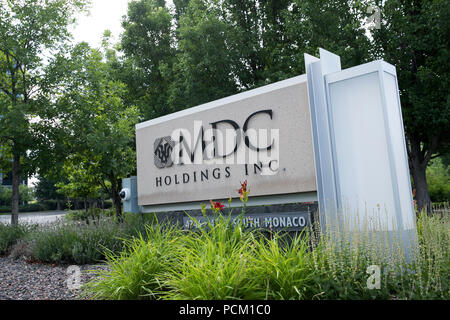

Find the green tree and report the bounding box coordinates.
[121,0,175,119]
[0,186,11,206]
[164,0,370,110]
[220,0,292,87]
[371,0,450,211]
[0,0,88,224]
[0,141,12,182]
[0,185,34,206]
[282,0,371,72]
[118,0,446,213]
[34,175,64,201]
[34,175,66,209]
[48,43,139,219]
[167,0,239,110]
[56,160,103,212]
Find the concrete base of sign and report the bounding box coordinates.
[139,191,317,213]
[144,202,318,231]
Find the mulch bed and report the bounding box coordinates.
[0,256,107,300]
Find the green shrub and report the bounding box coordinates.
[306,230,395,299]
[20,203,48,212]
[0,206,11,213]
[252,233,314,299]
[83,223,182,300]
[427,158,450,202]
[162,214,263,300]
[83,211,449,300]
[85,214,264,300]
[32,224,79,262]
[0,223,35,255]
[32,219,128,264]
[0,203,50,213]
[39,199,68,210]
[413,211,449,299]
[31,210,156,265]
[303,210,450,300]
[65,208,115,223]
[78,185,449,302]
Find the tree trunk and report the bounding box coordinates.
[111,178,123,222]
[409,138,432,213]
[410,162,431,213]
[10,154,20,225]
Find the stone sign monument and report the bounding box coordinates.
[124,48,416,255]
[136,74,316,207]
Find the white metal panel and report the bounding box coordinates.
[327,71,398,231]
[381,71,416,230]
[304,51,341,231]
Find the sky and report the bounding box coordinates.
[70,0,132,48]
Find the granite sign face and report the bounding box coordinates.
[136,75,317,206]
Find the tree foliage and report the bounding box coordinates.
[0,0,88,224]
[45,43,139,218]
[121,0,371,113]
[1,0,447,216]
[117,0,447,210]
[120,0,175,119]
[34,175,65,201]
[426,158,450,203]
[0,184,34,206]
[371,0,450,210]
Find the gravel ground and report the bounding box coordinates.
[0,256,108,300]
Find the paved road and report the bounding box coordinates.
[0,210,67,225]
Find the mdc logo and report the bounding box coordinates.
[154,136,175,168]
